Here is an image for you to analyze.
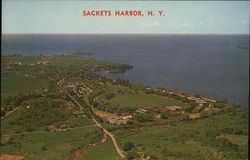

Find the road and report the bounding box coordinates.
[1,107,20,120]
[92,119,125,159]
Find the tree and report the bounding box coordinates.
[105,92,115,100]
[126,151,139,160]
[127,120,134,125]
[161,112,170,119]
[194,94,201,98]
[123,142,135,151]
[134,114,153,122]
[214,103,225,108]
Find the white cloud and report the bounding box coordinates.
[140,21,160,27]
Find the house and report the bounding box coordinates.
[168,91,174,95]
[154,114,161,119]
[120,112,131,116]
[193,106,203,113]
[187,97,207,106]
[155,106,182,113]
[187,96,196,101]
[156,107,169,113]
[174,91,185,97]
[136,109,147,114]
[107,114,132,125]
[166,106,177,111]
[37,61,49,65]
[48,125,58,132]
[121,114,133,120]
[173,106,182,110]
[170,111,181,115]
[189,113,200,119]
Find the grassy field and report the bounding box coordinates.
[216,134,248,146]
[1,74,46,99]
[115,126,216,160]
[63,114,94,127]
[107,94,189,109]
[7,55,41,64]
[114,109,248,159]
[0,127,100,160]
[79,137,122,160]
[1,106,94,134]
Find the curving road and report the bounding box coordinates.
[92,119,125,159]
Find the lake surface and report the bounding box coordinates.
[2,34,249,108]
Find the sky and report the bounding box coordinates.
[2,0,249,34]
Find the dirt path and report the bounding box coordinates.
[92,119,125,159]
[68,131,107,160]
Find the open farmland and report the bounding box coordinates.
[1,74,46,99]
[1,127,100,160]
[114,109,248,160]
[1,105,94,135]
[79,137,121,160]
[107,94,189,109]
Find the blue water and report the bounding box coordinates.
[2,34,249,107]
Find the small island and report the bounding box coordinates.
[67,51,96,55]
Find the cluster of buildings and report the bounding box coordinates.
[186,96,216,113]
[37,61,49,65]
[154,106,182,113]
[47,124,68,132]
[67,82,92,97]
[162,89,217,113]
[136,108,148,114]
[106,106,184,125]
[27,61,50,66]
[106,112,133,125]
[100,88,218,125]
[160,89,217,106]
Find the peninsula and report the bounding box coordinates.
[1,54,248,160]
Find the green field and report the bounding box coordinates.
[1,105,94,135]
[1,54,248,160]
[1,127,100,160]
[216,134,248,146]
[6,55,41,64]
[115,109,248,159]
[107,94,189,109]
[1,74,46,99]
[79,137,122,160]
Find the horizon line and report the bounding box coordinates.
[2,33,249,36]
